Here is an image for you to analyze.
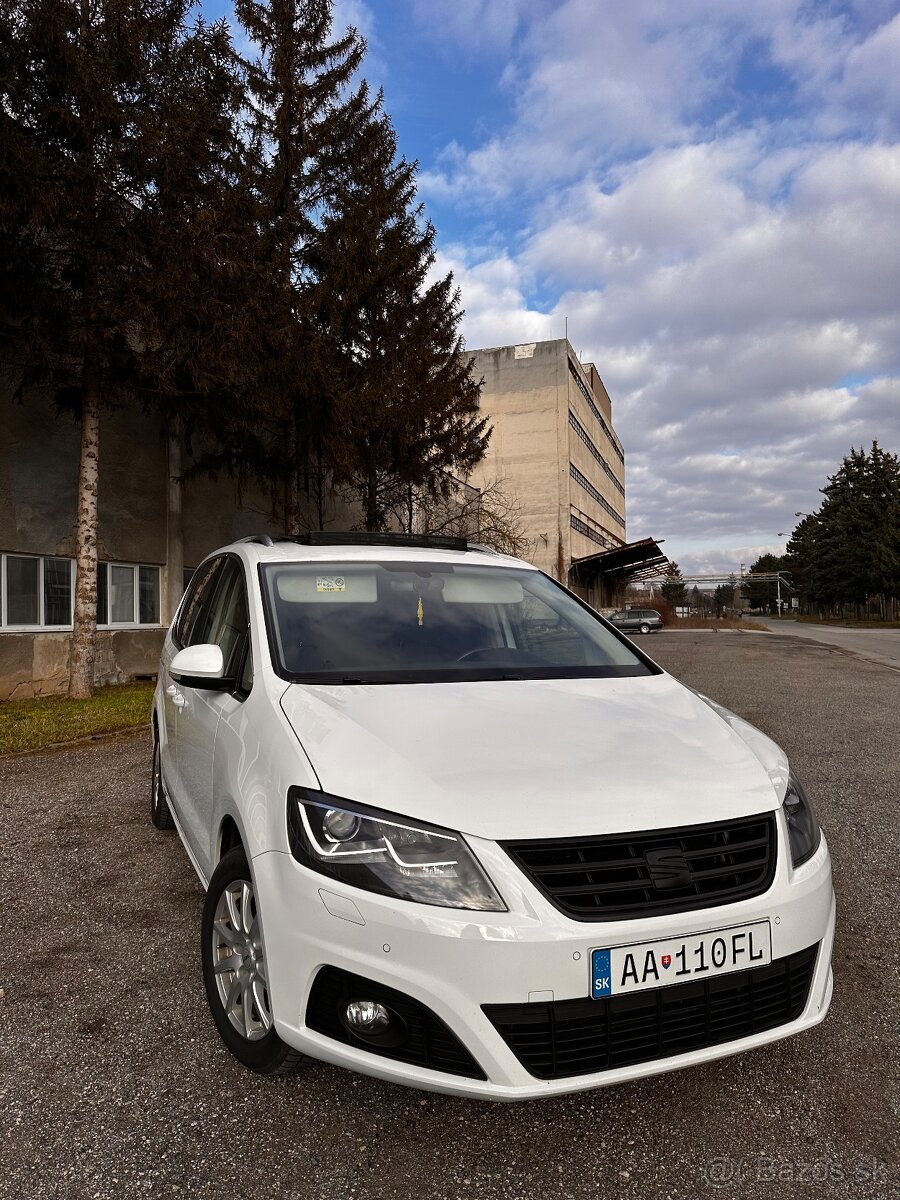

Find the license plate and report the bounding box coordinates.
[591,920,772,998]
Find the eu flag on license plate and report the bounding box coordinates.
[591,948,612,998]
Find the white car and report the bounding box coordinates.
[151,533,834,1100]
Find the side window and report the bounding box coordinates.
[205,559,251,683]
[240,643,254,693]
[175,557,223,648]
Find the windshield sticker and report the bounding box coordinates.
[417,596,424,626]
[316,575,346,593]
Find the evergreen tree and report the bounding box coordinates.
[812,442,900,617]
[0,0,244,696]
[713,577,737,616]
[785,516,819,613]
[744,552,787,613]
[230,0,367,532]
[660,561,687,607]
[311,95,488,529]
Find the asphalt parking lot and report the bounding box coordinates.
[1,632,897,1200]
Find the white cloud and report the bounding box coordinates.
[408,0,539,55]
[439,124,900,565]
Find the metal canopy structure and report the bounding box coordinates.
[570,538,668,596]
[680,572,793,589]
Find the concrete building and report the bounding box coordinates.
[0,393,353,699]
[0,339,664,699]
[467,338,665,606]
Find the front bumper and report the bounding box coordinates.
[252,827,834,1100]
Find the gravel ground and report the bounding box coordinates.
[0,632,897,1200]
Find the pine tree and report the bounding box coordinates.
[0,0,244,696]
[311,94,488,529]
[812,442,900,617]
[744,553,787,613]
[230,0,367,533]
[785,515,819,613]
[660,561,687,607]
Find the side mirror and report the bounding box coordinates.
[170,644,232,690]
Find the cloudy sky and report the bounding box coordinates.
[218,0,900,575]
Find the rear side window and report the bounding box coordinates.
[174,557,223,648]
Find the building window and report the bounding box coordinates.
[109,564,135,623]
[568,411,626,498]
[569,463,626,529]
[1,555,161,631]
[6,555,41,625]
[139,566,160,624]
[100,562,159,626]
[44,557,73,626]
[568,359,625,465]
[570,513,618,550]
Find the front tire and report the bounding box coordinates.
[150,733,174,830]
[201,847,304,1075]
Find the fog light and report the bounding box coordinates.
[345,999,391,1034]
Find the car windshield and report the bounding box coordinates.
[260,560,656,683]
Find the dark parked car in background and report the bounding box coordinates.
[609,608,663,634]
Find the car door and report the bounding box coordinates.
[176,557,251,881]
[160,556,224,813]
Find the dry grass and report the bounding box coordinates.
[667,616,770,632]
[0,681,154,755]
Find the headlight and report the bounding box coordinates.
[287,788,506,911]
[783,773,821,867]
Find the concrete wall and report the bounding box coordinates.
[1,393,169,562]
[566,356,627,562]
[0,392,360,698]
[467,341,568,577]
[0,628,166,700]
[467,339,627,580]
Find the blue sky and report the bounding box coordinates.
[208,0,900,575]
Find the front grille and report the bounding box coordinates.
[306,966,485,1080]
[503,812,777,921]
[484,944,818,1080]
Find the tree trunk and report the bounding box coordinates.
[365,459,379,530]
[68,365,100,698]
[166,413,184,624]
[285,414,301,535]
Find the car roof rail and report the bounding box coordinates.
[466,542,501,556]
[275,531,471,552]
[236,534,275,546]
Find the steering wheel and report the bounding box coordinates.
[455,647,498,662]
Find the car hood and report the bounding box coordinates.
[279,673,787,841]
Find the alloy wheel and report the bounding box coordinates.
[210,879,272,1041]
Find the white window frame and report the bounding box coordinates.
[99,561,162,629]
[0,554,164,633]
[0,553,75,633]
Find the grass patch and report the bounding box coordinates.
[668,617,769,632]
[793,615,900,629]
[0,680,154,755]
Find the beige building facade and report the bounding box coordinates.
[467,338,641,604]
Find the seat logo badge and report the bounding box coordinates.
[645,847,691,890]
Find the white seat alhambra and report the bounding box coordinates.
[151,532,834,1100]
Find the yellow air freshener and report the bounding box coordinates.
[417,596,424,626]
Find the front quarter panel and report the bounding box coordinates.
[214,676,321,864]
